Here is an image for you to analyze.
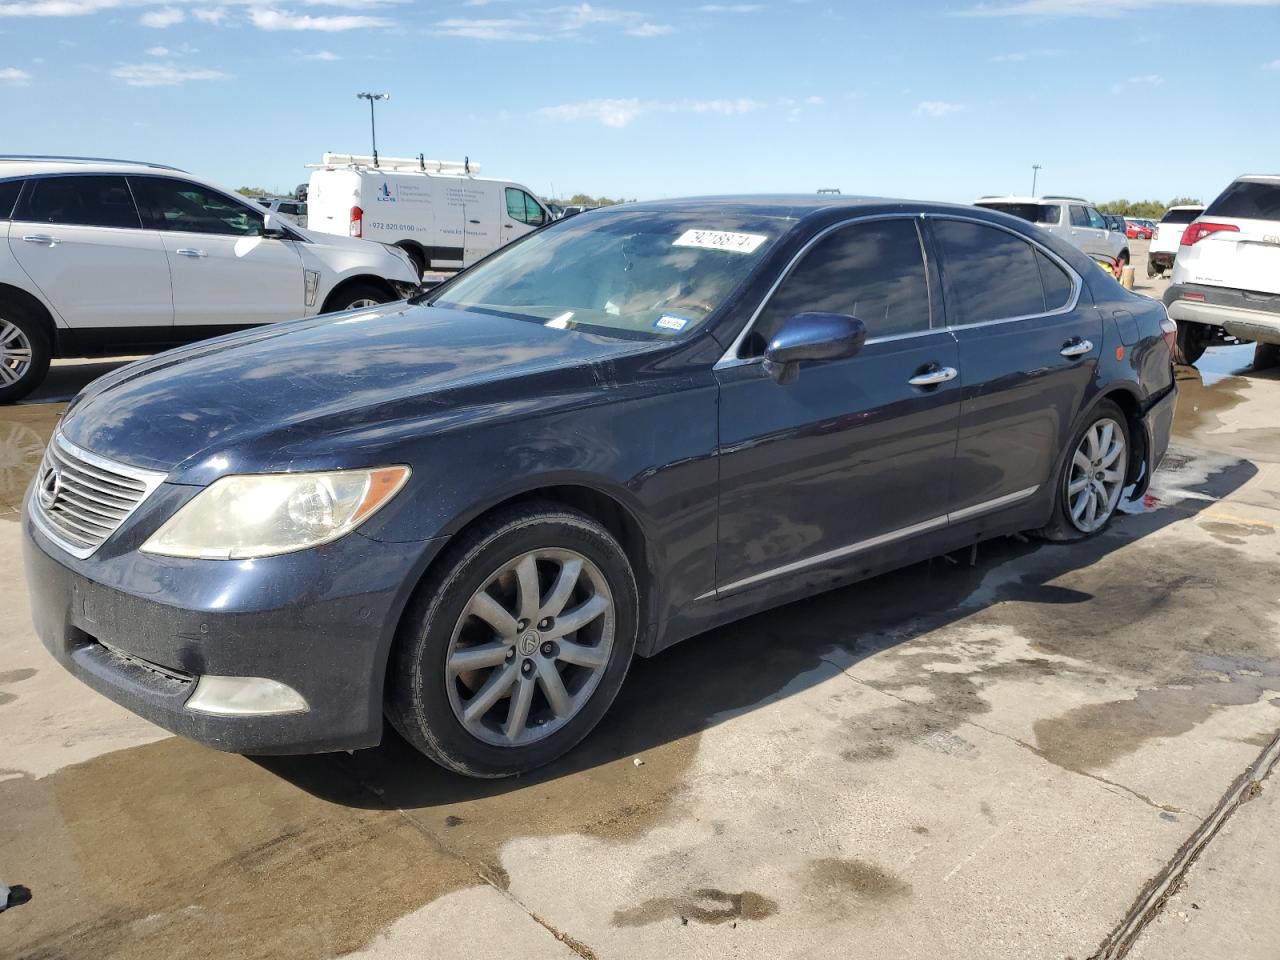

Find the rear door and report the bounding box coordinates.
[131,176,304,329]
[714,217,961,599]
[8,174,172,330]
[929,216,1100,516]
[1181,179,1280,295]
[1066,204,1106,258]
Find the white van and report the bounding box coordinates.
[306,153,550,276]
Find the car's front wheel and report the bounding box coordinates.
[0,306,51,404]
[1037,400,1131,542]
[387,502,639,778]
[325,282,392,314]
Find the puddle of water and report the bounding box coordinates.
[1189,344,1256,387]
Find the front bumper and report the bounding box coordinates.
[22,500,443,755]
[1164,282,1280,344]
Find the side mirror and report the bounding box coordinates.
[763,312,867,385]
[262,213,289,239]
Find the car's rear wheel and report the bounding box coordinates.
[1036,400,1131,542]
[387,502,638,778]
[0,307,51,404]
[1175,322,1211,365]
[1254,342,1280,370]
[1146,260,1158,279]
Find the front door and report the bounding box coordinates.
[928,216,1102,514]
[714,217,962,599]
[1068,203,1108,258]
[500,187,545,256]
[130,176,304,328]
[8,174,173,329]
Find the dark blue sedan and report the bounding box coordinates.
[22,196,1178,777]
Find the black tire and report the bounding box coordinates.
[1175,322,1210,365]
[322,282,391,314]
[1146,260,1157,279]
[0,301,52,404]
[1253,342,1280,370]
[386,502,639,778]
[1035,399,1132,543]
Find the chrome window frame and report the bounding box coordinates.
[714,211,1083,369]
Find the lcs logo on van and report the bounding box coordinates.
[375,181,396,202]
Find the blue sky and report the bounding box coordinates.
[2,0,1278,203]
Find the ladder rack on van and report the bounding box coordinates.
[311,152,481,175]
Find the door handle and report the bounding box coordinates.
[468,219,481,224]
[1060,338,1093,358]
[22,235,60,245]
[175,248,207,258]
[908,365,958,387]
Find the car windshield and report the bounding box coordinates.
[428,209,780,341]
[975,202,1059,224]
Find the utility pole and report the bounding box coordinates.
[357,92,390,166]
[1031,163,1042,196]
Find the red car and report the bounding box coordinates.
[1125,219,1153,240]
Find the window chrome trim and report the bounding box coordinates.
[696,484,1039,601]
[714,211,1085,369]
[27,431,168,560]
[714,212,930,369]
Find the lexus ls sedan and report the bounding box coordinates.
[23,196,1178,778]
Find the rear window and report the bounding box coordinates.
[0,180,21,219]
[1160,207,1203,224]
[1204,180,1280,221]
[976,202,1059,225]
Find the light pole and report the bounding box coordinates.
[1031,163,1042,195]
[357,92,390,166]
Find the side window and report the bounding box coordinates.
[1035,250,1073,311]
[19,176,141,229]
[505,187,527,222]
[933,220,1047,323]
[1086,207,1107,230]
[1069,205,1090,228]
[0,180,22,219]
[524,193,546,226]
[1039,204,1061,225]
[752,219,931,350]
[131,178,264,236]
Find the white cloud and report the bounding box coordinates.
[539,96,764,127]
[0,0,127,16]
[145,44,168,54]
[0,65,31,84]
[297,47,340,58]
[192,6,226,22]
[1266,59,1280,70]
[248,7,391,29]
[111,61,227,85]
[961,0,1280,16]
[804,94,824,104]
[625,20,671,35]
[139,5,183,26]
[916,100,964,117]
[698,3,764,10]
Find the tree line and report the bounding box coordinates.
[1098,197,1201,219]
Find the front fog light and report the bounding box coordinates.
[185,676,310,716]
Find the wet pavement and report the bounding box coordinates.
[3,324,1280,959]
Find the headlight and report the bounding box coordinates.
[141,466,410,560]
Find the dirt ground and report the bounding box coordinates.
[2,242,1278,959]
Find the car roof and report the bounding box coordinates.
[618,194,1000,222]
[1166,204,1204,210]
[0,156,187,179]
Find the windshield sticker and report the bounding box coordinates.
[673,229,768,255]
[654,315,690,332]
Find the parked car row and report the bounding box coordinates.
[0,156,422,402]
[973,195,1130,276]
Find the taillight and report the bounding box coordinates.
[1160,315,1177,355]
[1180,221,1238,246]
[349,205,363,238]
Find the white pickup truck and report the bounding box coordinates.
[1163,176,1280,365]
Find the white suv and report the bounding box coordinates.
[974,195,1130,274]
[1164,176,1280,365]
[0,157,420,402]
[1147,204,1204,278]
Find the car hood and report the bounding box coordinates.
[59,303,656,482]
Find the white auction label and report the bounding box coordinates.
[673,229,768,254]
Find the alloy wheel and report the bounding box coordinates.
[445,549,615,747]
[347,298,379,310]
[1066,417,1126,533]
[0,319,33,388]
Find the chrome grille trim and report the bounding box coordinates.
[29,432,167,559]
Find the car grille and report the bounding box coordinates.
[31,434,165,558]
